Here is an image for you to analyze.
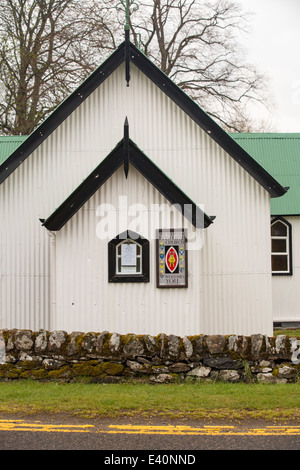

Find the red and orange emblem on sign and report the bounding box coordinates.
[166,246,178,273]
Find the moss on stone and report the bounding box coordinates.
[30,369,49,379]
[48,366,72,380]
[17,368,49,379]
[18,360,39,370]
[65,332,85,357]
[6,370,20,379]
[19,370,33,379]
[101,362,124,376]
[70,360,124,378]
[0,365,19,378]
[72,363,98,377]
[101,333,113,357]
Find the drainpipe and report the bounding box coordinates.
[47,230,56,330]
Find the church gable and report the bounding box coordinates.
[42,133,213,231]
[0,42,286,204]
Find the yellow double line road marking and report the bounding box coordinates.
[102,424,300,436]
[0,419,93,433]
[0,420,300,436]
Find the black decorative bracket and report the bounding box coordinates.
[124,117,129,178]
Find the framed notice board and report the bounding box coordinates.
[156,229,188,288]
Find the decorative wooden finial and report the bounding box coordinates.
[117,0,139,31]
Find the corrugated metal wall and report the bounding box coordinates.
[272,216,300,322]
[0,63,274,336]
[55,165,206,336]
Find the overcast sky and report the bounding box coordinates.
[236,0,300,132]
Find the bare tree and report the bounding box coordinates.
[0,0,109,135]
[88,0,272,132]
[227,109,277,133]
[0,0,272,135]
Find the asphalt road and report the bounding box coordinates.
[0,414,300,453]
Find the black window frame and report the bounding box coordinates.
[108,230,150,283]
[271,217,293,276]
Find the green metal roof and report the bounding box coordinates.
[0,135,27,165]
[230,133,300,216]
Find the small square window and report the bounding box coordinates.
[271,239,286,252]
[272,254,288,272]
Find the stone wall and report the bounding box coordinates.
[0,329,300,383]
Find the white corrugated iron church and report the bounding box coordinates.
[0,29,295,337]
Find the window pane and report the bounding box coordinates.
[272,254,288,272]
[121,243,137,266]
[271,221,287,237]
[121,266,137,274]
[272,238,287,253]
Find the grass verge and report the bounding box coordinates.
[0,380,299,422]
[274,329,300,337]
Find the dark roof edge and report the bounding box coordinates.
[42,138,213,231]
[129,44,287,199]
[43,140,124,231]
[128,139,212,229]
[0,43,126,184]
[271,213,300,217]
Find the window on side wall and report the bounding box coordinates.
[271,217,292,275]
[108,230,150,282]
